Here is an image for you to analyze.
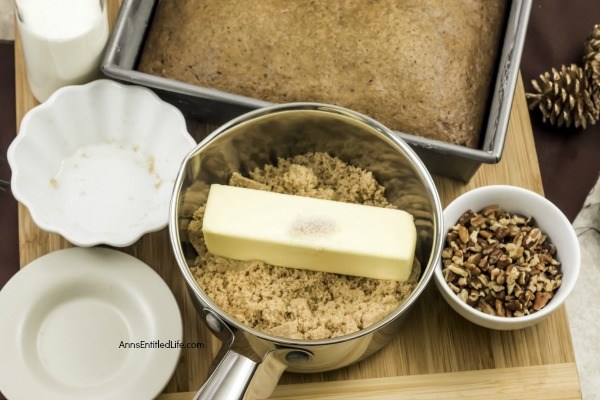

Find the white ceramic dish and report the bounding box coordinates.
[434,185,580,330]
[7,79,196,247]
[0,247,182,400]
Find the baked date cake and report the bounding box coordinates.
[139,0,507,148]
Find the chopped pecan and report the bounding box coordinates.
[470,214,486,228]
[514,284,524,298]
[458,210,476,226]
[479,230,493,239]
[524,228,542,248]
[506,299,523,311]
[443,205,562,318]
[490,282,505,293]
[465,263,481,277]
[468,290,480,304]
[495,299,506,317]
[458,225,469,243]
[451,250,464,265]
[441,247,453,259]
[517,271,528,286]
[448,282,460,294]
[481,205,500,217]
[496,227,509,240]
[478,300,496,316]
[467,253,482,265]
[506,282,516,295]
[443,269,456,283]
[533,292,552,311]
[470,280,483,290]
[521,290,535,305]
[448,265,468,278]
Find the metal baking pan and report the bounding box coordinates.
[101,0,531,182]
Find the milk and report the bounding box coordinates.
[16,0,109,102]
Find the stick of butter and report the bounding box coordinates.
[202,184,417,281]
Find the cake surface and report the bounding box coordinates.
[139,0,507,148]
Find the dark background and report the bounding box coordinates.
[520,1,600,221]
[0,42,17,293]
[0,1,599,398]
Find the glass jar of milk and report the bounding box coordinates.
[15,0,109,102]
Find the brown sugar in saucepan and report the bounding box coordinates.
[188,152,419,340]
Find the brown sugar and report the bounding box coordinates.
[188,152,419,340]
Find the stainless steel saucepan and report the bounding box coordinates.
[169,103,444,400]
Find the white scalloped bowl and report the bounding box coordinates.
[8,80,196,247]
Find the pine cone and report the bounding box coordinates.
[526,64,600,129]
[583,24,600,89]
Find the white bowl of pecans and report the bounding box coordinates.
[434,185,580,330]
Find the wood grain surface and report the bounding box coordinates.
[13,0,580,397]
[157,363,581,400]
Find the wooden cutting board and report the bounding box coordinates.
[13,0,581,398]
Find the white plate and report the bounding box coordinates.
[0,248,183,400]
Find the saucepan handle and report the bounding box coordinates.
[194,309,295,400]
[193,348,260,400]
